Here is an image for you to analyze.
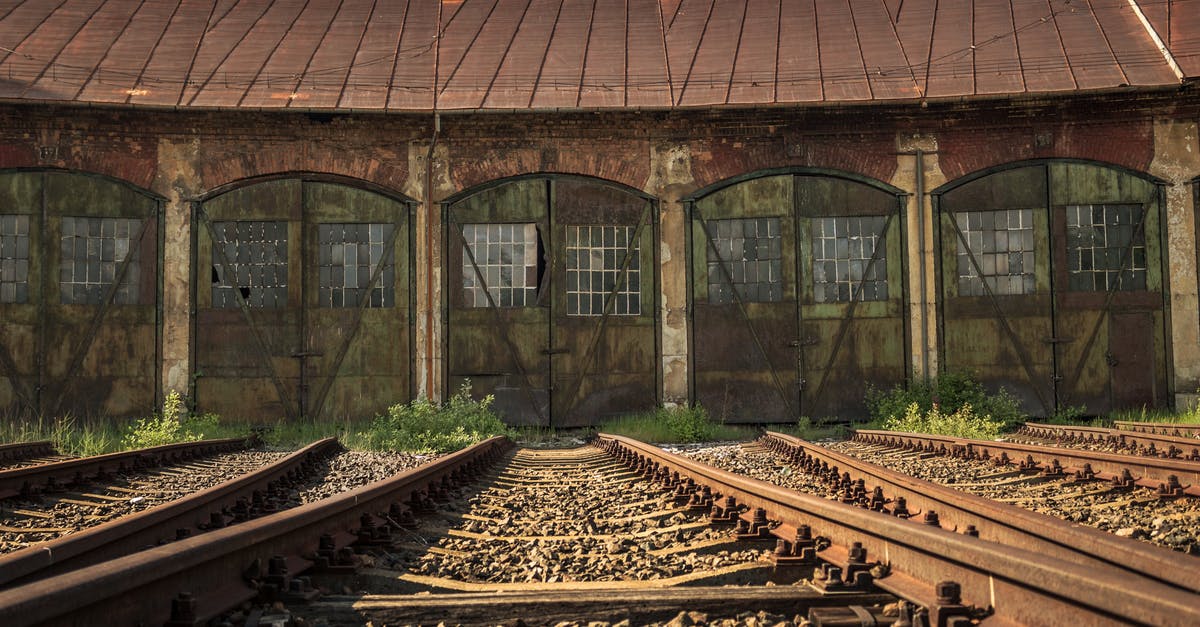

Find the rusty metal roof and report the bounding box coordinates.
[0,0,1193,112]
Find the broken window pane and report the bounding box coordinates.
[812,216,888,303]
[211,221,288,308]
[954,209,1036,296]
[318,223,394,308]
[1065,204,1146,292]
[0,214,30,304]
[565,225,640,316]
[60,216,141,305]
[706,217,782,304]
[462,222,538,308]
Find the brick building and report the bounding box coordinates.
[0,0,1197,424]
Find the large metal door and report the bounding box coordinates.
[196,179,412,421]
[446,177,657,426]
[0,171,159,418]
[937,162,1166,416]
[691,174,906,422]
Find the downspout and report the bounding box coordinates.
[424,113,440,400]
[915,149,929,382]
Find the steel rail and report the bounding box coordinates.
[0,436,512,627]
[853,429,1200,498]
[1114,420,1200,437]
[597,434,1200,627]
[0,437,250,500]
[0,437,342,588]
[1016,422,1200,460]
[759,431,1200,595]
[0,441,55,465]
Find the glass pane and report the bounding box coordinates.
[705,217,783,305]
[565,225,640,316]
[211,221,287,309]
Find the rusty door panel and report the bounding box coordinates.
[692,175,799,423]
[0,171,160,418]
[1110,312,1156,408]
[447,179,551,425]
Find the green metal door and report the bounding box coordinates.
[0,171,159,418]
[446,177,657,426]
[196,178,412,421]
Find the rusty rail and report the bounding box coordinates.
[0,437,342,588]
[853,429,1200,498]
[598,434,1200,626]
[1114,420,1200,437]
[1017,422,1200,460]
[759,431,1200,596]
[0,437,250,500]
[0,436,512,627]
[0,441,55,465]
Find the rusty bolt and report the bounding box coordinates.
[168,592,197,623]
[795,525,812,542]
[848,542,867,563]
[923,510,940,526]
[964,525,979,537]
[936,580,962,605]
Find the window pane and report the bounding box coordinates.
[954,209,1036,297]
[318,223,394,308]
[61,217,141,305]
[0,214,31,304]
[706,217,783,304]
[462,222,539,308]
[211,221,287,309]
[565,225,640,316]
[1065,204,1146,292]
[811,216,888,303]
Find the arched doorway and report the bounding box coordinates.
[444,175,658,427]
[195,176,414,421]
[687,170,908,422]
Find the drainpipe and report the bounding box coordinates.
[915,149,929,382]
[424,113,440,400]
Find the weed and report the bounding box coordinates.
[360,381,509,453]
[866,371,1025,430]
[882,402,1004,440]
[598,404,752,443]
[120,391,208,449]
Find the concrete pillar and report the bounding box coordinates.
[645,143,697,405]
[153,138,202,400]
[1149,119,1200,410]
[406,141,450,402]
[894,133,944,382]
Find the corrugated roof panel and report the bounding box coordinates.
[888,0,935,99]
[677,0,744,106]
[578,0,626,108]
[775,0,822,103]
[441,0,527,109]
[1093,0,1178,86]
[624,0,671,108]
[25,0,140,100]
[816,0,872,101]
[126,0,213,107]
[75,0,175,104]
[482,0,558,109]
[386,0,434,110]
[177,1,273,106]
[238,1,343,109]
[0,0,101,100]
[338,0,408,110]
[1010,0,1074,93]
[923,1,974,98]
[1051,0,1126,90]
[663,0,710,106]
[1165,0,1200,77]
[435,0,494,102]
[726,0,777,105]
[971,0,1025,95]
[850,0,921,100]
[660,0,682,28]
[288,0,376,109]
[530,0,591,109]
[191,0,313,108]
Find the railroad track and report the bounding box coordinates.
[1011,422,1200,460]
[0,442,70,471]
[1114,420,1200,438]
[1,434,1197,626]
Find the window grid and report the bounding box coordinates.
[1066,204,1146,292]
[0,214,30,304]
[955,209,1036,296]
[706,217,782,304]
[566,225,641,316]
[212,221,288,309]
[462,223,538,308]
[318,223,395,308]
[812,216,888,303]
[60,217,141,305]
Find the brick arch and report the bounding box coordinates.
[0,166,165,201]
[197,171,415,204]
[689,134,899,190]
[196,143,408,195]
[444,140,652,196]
[0,138,158,189]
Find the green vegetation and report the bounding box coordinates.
[120,391,209,449]
[879,402,1005,440]
[598,404,753,443]
[773,416,849,441]
[867,371,1025,431]
[358,382,510,453]
[0,414,117,457]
